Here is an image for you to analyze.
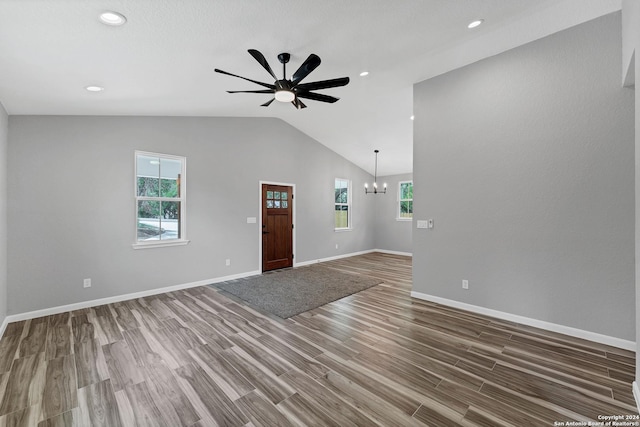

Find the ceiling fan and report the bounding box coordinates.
[214,49,350,109]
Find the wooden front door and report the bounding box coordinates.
[262,184,293,272]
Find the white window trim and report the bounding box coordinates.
[335,178,352,231]
[132,150,189,249]
[397,180,413,221]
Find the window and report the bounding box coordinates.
[398,181,413,220]
[134,151,187,248]
[335,178,351,230]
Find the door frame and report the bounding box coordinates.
[258,180,296,273]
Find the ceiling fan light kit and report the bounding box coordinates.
[275,90,295,103]
[215,49,350,109]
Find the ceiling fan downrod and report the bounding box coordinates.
[277,52,290,79]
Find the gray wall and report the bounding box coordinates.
[0,103,7,326]
[374,173,413,254]
[413,13,635,340]
[7,116,375,315]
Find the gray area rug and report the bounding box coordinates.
[215,265,382,318]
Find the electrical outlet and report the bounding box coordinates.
[225,259,231,266]
[83,278,91,288]
[462,280,469,290]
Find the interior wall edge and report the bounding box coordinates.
[3,268,260,325]
[411,290,635,351]
[294,249,376,267]
[1,248,386,327]
[0,317,7,339]
[373,249,412,257]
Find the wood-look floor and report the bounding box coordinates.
[0,252,636,426]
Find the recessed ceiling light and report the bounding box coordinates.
[85,85,104,92]
[99,11,127,26]
[359,71,369,77]
[468,19,484,29]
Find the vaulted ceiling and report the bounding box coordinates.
[0,0,621,175]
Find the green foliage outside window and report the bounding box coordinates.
[399,181,413,219]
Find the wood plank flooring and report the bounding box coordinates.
[0,252,636,426]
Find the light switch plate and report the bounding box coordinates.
[417,220,428,229]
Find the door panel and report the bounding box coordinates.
[262,184,293,271]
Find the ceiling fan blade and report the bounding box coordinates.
[248,49,277,80]
[296,77,350,91]
[296,91,339,103]
[291,54,321,86]
[261,98,275,107]
[292,98,307,109]
[227,90,274,94]
[214,69,275,89]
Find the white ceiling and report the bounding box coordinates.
[0,0,621,175]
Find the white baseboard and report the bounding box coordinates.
[411,291,635,351]
[374,249,412,257]
[3,249,394,327]
[633,382,640,414]
[4,270,260,325]
[295,249,376,267]
[295,249,412,268]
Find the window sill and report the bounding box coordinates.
[132,239,190,250]
[396,218,413,222]
[334,228,353,233]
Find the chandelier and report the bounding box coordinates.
[364,150,386,194]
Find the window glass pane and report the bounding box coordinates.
[160,201,180,240]
[335,205,349,228]
[334,179,350,228]
[274,201,281,208]
[400,183,408,200]
[160,177,178,198]
[267,191,273,199]
[282,201,288,208]
[335,179,348,198]
[137,155,160,197]
[267,200,274,208]
[274,191,280,199]
[281,192,287,200]
[401,182,414,200]
[160,158,181,198]
[335,186,348,203]
[137,177,159,197]
[137,200,161,240]
[135,152,186,245]
[400,201,413,218]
